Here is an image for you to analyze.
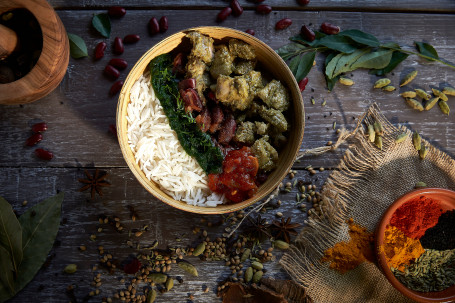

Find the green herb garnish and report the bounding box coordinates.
[149,54,223,174]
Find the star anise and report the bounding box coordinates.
[271,217,302,243]
[244,215,271,242]
[78,169,110,199]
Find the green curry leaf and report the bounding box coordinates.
[338,29,380,47]
[92,13,111,38]
[67,33,88,59]
[295,51,316,82]
[414,42,439,61]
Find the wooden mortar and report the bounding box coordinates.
[0,0,69,105]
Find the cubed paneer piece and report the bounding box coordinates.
[255,121,268,136]
[257,80,290,111]
[251,136,278,172]
[234,121,256,145]
[216,75,253,111]
[229,39,256,60]
[186,31,214,64]
[210,45,235,79]
[234,60,256,75]
[258,106,288,132]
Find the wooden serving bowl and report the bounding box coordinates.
[116,26,305,214]
[375,188,455,303]
[0,0,69,105]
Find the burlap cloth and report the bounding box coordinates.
[281,103,455,303]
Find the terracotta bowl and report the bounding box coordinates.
[375,188,455,303]
[116,26,305,214]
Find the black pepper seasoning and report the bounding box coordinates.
[420,210,455,250]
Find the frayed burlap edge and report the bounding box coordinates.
[280,103,455,303]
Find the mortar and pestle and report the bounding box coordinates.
[0,0,69,105]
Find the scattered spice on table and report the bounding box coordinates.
[321,218,374,274]
[390,195,443,239]
[381,224,425,272]
[78,169,110,199]
[420,209,455,251]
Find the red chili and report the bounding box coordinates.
[113,37,124,55]
[298,77,309,92]
[148,17,160,35]
[123,34,140,44]
[26,133,43,146]
[217,7,232,22]
[320,22,340,35]
[159,16,168,33]
[300,25,315,42]
[245,29,255,36]
[275,18,292,30]
[230,0,243,16]
[104,65,120,80]
[256,4,272,14]
[108,58,128,70]
[32,122,48,133]
[109,80,124,96]
[108,6,126,18]
[94,42,107,60]
[35,148,53,160]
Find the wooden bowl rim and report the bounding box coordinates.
[0,0,69,105]
[375,187,455,303]
[116,26,305,214]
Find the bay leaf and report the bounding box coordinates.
[276,43,306,61]
[0,282,12,303]
[295,51,316,82]
[92,13,111,38]
[326,48,369,79]
[338,29,380,47]
[370,51,409,76]
[0,197,23,274]
[0,246,14,295]
[14,192,64,292]
[350,49,393,70]
[324,53,340,91]
[290,30,326,47]
[313,35,358,54]
[289,55,300,75]
[414,41,439,61]
[67,33,88,59]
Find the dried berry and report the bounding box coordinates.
[159,16,168,33]
[35,148,53,160]
[148,17,160,35]
[94,42,107,60]
[298,77,308,92]
[217,7,232,22]
[32,122,47,133]
[123,34,140,44]
[300,25,315,42]
[113,37,124,55]
[104,65,120,80]
[230,0,243,16]
[108,58,128,70]
[108,6,126,18]
[245,29,255,36]
[26,133,43,146]
[256,4,272,14]
[124,258,142,274]
[297,0,310,5]
[275,18,293,30]
[320,22,340,35]
[109,80,124,96]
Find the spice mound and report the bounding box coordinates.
[321,218,374,274]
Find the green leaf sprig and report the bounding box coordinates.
[68,33,88,59]
[0,192,64,303]
[277,28,455,91]
[92,13,111,38]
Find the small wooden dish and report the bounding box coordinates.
[0,0,69,105]
[116,26,305,214]
[375,188,455,303]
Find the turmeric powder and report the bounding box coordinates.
[321,218,374,274]
[381,224,424,272]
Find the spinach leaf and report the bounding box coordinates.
[0,197,22,275]
[92,13,111,38]
[150,54,224,174]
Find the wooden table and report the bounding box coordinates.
[1,1,454,302]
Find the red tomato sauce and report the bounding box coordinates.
[208,146,259,203]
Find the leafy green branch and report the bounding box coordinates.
[276,28,455,91]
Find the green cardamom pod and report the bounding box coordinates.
[311,97,315,105]
[373,121,383,136]
[64,264,77,274]
[368,124,375,143]
[165,277,174,291]
[424,97,440,111]
[400,70,417,87]
[192,242,206,257]
[373,78,391,89]
[149,273,168,284]
[395,133,407,143]
[374,135,383,150]
[415,181,427,188]
[419,145,428,160]
[438,100,450,116]
[413,131,421,151]
[442,86,455,96]
[400,91,417,98]
[414,88,431,100]
[251,261,263,270]
[273,240,290,250]
[146,289,157,303]
[240,248,251,263]
[245,267,253,283]
[432,88,448,101]
[339,77,354,86]
[382,85,396,92]
[405,98,424,111]
[178,261,198,277]
[252,270,263,283]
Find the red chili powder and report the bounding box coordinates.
[390,195,444,239]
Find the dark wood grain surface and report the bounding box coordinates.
[0,1,454,302]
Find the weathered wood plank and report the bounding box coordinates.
[0,167,322,302]
[47,0,455,13]
[0,10,454,170]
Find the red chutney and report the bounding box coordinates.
[208,146,259,203]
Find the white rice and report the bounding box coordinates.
[126,73,225,207]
